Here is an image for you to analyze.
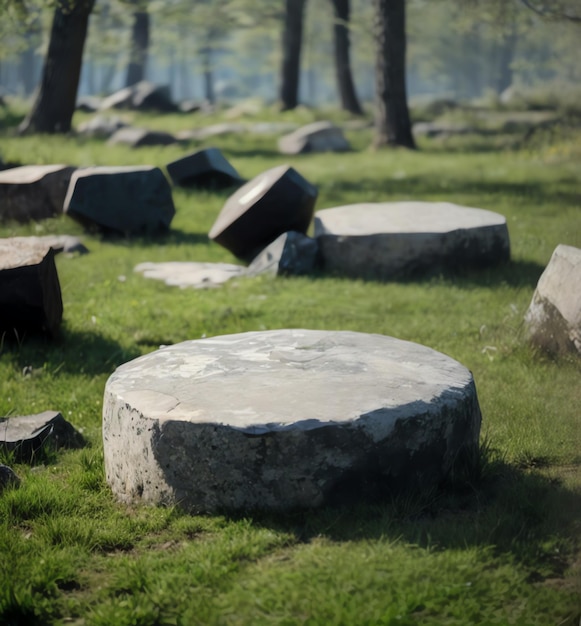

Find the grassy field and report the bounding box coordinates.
[1,102,580,625]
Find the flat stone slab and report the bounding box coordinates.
[315,202,510,279]
[0,410,84,462]
[107,127,178,148]
[135,261,246,289]
[5,235,88,255]
[64,166,175,235]
[278,121,351,155]
[0,164,76,223]
[103,329,482,513]
[525,244,581,356]
[166,148,244,189]
[77,115,128,139]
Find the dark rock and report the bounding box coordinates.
[0,411,84,462]
[278,121,351,155]
[209,165,318,261]
[64,166,175,236]
[100,81,177,112]
[107,127,178,148]
[0,465,20,492]
[0,240,63,337]
[166,147,244,189]
[0,165,76,223]
[247,231,319,277]
[77,115,129,139]
[76,96,102,112]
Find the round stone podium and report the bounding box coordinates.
[103,330,481,513]
[314,202,510,279]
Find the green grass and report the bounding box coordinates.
[1,104,580,625]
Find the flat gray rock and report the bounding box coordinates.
[525,244,581,356]
[77,115,128,139]
[103,329,481,512]
[64,166,175,235]
[278,121,351,155]
[0,410,84,462]
[5,235,88,255]
[247,231,318,277]
[0,164,76,223]
[315,202,510,279]
[166,148,244,189]
[135,261,246,289]
[107,127,178,148]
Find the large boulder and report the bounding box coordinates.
[0,165,76,223]
[314,202,510,279]
[103,329,482,513]
[278,121,351,155]
[64,166,175,235]
[166,148,244,189]
[209,165,318,261]
[524,244,581,356]
[107,127,178,148]
[247,231,319,277]
[0,239,63,337]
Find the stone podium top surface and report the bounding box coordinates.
[105,329,474,438]
[0,164,70,184]
[314,202,506,236]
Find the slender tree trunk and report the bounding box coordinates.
[372,0,415,149]
[330,0,363,115]
[496,26,517,94]
[19,0,95,134]
[279,0,307,111]
[201,45,215,104]
[125,1,149,87]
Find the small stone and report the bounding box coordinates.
[166,148,244,189]
[278,121,351,155]
[107,127,178,148]
[0,465,20,492]
[135,261,246,289]
[77,115,128,139]
[247,231,319,277]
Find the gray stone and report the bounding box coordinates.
[247,231,319,277]
[5,235,88,255]
[314,202,510,279]
[524,244,581,356]
[166,148,244,189]
[64,166,175,235]
[76,96,102,112]
[176,123,246,141]
[134,261,246,289]
[209,164,318,261]
[0,165,76,223]
[412,122,476,138]
[100,86,134,110]
[0,465,20,492]
[77,115,128,139]
[107,127,178,148]
[0,411,84,462]
[278,121,351,155]
[100,81,176,112]
[103,329,482,513]
[0,239,63,337]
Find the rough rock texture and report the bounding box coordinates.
[5,235,88,255]
[107,127,177,148]
[103,329,482,513]
[278,121,351,154]
[0,411,84,462]
[135,261,246,289]
[64,166,175,235]
[77,115,128,139]
[0,239,63,336]
[0,465,20,492]
[524,244,581,356]
[209,165,318,261]
[0,165,76,223]
[315,202,510,279]
[247,231,319,277]
[166,148,244,189]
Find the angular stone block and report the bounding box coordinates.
[247,231,319,277]
[107,127,177,148]
[278,121,351,155]
[64,166,175,235]
[525,244,581,356]
[135,261,246,289]
[209,165,318,261]
[0,239,63,336]
[100,81,176,112]
[166,148,244,189]
[0,465,20,492]
[103,329,482,513]
[0,411,84,462]
[0,165,76,223]
[315,202,510,279]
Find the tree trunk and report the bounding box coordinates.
[330,0,363,115]
[279,0,307,111]
[18,0,94,135]
[125,2,149,87]
[496,27,518,94]
[372,0,415,149]
[201,45,215,104]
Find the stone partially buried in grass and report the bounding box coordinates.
[0,239,62,337]
[209,165,318,261]
[103,329,482,513]
[278,121,351,155]
[0,164,76,223]
[166,147,244,189]
[64,166,175,236]
[135,261,247,289]
[525,244,581,356]
[247,231,319,277]
[107,127,178,148]
[314,201,510,280]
